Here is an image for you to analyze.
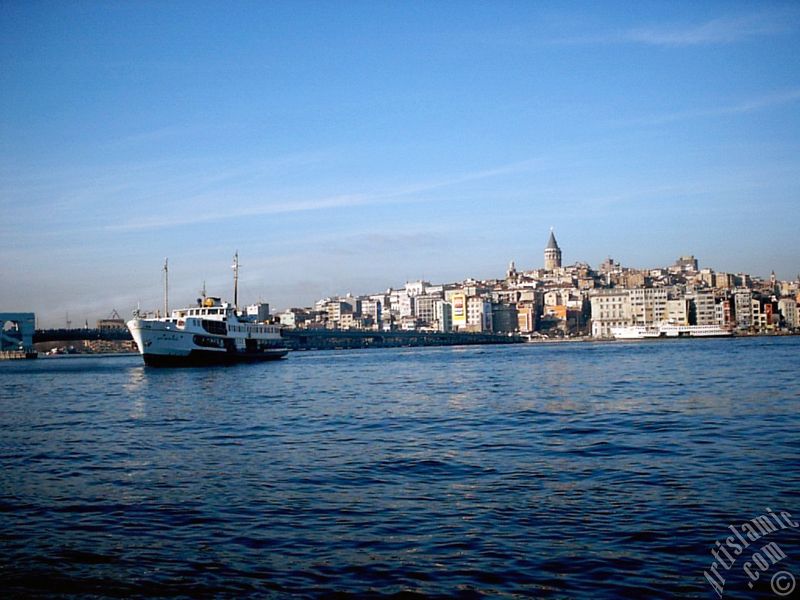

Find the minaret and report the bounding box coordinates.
[506,260,518,280]
[544,228,562,271]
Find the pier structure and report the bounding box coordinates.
[0,312,36,359]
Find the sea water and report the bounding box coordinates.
[1,337,798,598]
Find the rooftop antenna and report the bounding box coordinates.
[163,258,169,316]
[232,251,240,310]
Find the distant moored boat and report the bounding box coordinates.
[610,322,732,340]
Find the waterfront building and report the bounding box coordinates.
[278,308,312,328]
[397,291,415,318]
[414,294,442,326]
[629,288,668,326]
[360,299,382,324]
[543,304,567,320]
[321,299,354,327]
[752,297,767,332]
[445,290,467,329]
[590,289,632,338]
[778,298,799,329]
[466,296,493,332]
[686,289,716,326]
[245,302,270,321]
[517,302,537,333]
[399,315,420,331]
[544,229,562,271]
[351,315,376,330]
[666,298,689,325]
[338,312,355,329]
[278,311,296,328]
[715,299,732,328]
[491,303,518,334]
[380,311,395,331]
[734,289,753,330]
[434,301,453,333]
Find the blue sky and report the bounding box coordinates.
[1,1,799,327]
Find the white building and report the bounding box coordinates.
[752,298,766,332]
[245,302,270,321]
[590,290,632,338]
[360,299,382,324]
[414,294,442,325]
[778,298,799,329]
[666,298,688,325]
[466,296,493,332]
[629,288,668,326]
[434,301,453,332]
[397,291,415,318]
[404,281,430,297]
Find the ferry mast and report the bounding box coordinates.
[232,251,239,310]
[163,258,169,316]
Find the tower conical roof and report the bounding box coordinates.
[546,229,559,250]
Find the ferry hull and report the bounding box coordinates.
[128,317,288,368]
[142,348,288,368]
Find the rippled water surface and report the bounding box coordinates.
[2,337,799,598]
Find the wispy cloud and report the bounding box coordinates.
[616,88,800,126]
[625,11,799,46]
[551,9,800,47]
[104,157,548,232]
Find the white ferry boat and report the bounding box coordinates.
[657,323,732,338]
[127,255,288,367]
[610,322,732,340]
[609,325,662,340]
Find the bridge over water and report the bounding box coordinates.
[33,328,133,344]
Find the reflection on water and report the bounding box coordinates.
[0,338,799,598]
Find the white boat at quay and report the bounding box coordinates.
[127,254,288,367]
[610,322,732,340]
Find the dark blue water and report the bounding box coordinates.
[1,338,799,598]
